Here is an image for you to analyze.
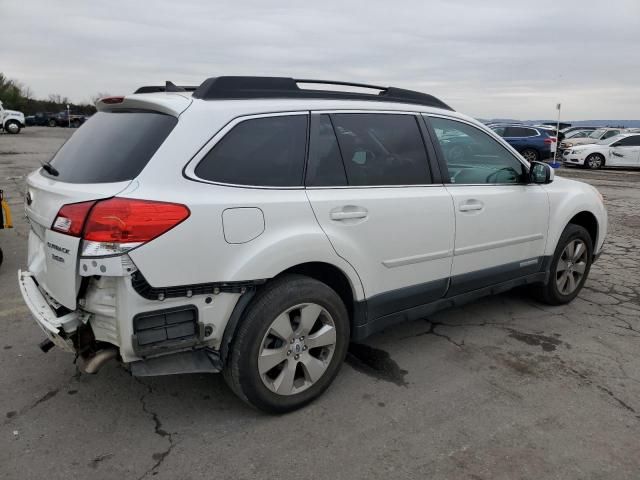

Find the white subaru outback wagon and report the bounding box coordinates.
[19,77,607,413]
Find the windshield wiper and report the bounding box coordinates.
[41,161,59,177]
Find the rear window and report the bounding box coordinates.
[43,111,177,183]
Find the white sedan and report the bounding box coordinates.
[563,133,640,169]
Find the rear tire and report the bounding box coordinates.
[48,119,57,127]
[71,120,80,128]
[224,274,350,413]
[521,148,539,163]
[585,153,604,169]
[533,224,593,305]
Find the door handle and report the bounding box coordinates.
[459,200,484,212]
[330,207,368,221]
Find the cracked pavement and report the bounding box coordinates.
[1,128,639,479]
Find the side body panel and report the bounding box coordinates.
[609,145,640,167]
[445,184,550,293]
[306,186,455,304]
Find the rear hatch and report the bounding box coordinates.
[25,108,179,309]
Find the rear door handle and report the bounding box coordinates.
[459,200,484,212]
[330,207,368,221]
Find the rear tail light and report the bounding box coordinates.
[52,201,97,237]
[544,137,557,144]
[51,198,190,257]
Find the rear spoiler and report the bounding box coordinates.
[134,81,197,94]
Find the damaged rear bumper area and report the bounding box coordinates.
[18,269,228,376]
[19,269,119,373]
[19,269,80,353]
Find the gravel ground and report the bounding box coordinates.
[1,127,639,480]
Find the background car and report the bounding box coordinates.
[559,127,625,155]
[564,129,596,140]
[560,126,599,135]
[25,112,56,127]
[490,124,556,162]
[0,100,25,134]
[563,133,640,169]
[49,111,88,128]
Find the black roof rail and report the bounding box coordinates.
[134,81,198,94]
[191,76,453,111]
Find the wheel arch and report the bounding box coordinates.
[568,211,598,251]
[220,261,362,364]
[277,262,356,321]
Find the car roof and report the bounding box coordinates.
[99,91,482,128]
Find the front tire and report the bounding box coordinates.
[224,274,350,413]
[48,119,57,127]
[4,121,21,134]
[533,224,593,305]
[585,153,604,169]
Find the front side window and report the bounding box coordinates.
[195,115,308,187]
[329,113,431,186]
[429,116,527,185]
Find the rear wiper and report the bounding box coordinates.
[41,161,59,177]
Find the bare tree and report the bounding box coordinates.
[20,85,34,100]
[48,93,69,105]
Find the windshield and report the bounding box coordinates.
[597,135,623,146]
[566,130,587,139]
[588,129,606,139]
[44,111,177,183]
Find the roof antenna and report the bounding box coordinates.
[165,81,186,92]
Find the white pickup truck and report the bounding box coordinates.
[0,100,26,134]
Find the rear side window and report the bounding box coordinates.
[44,111,177,183]
[195,115,308,187]
[329,113,431,186]
[505,127,537,137]
[306,115,347,186]
[613,135,640,147]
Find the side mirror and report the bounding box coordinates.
[530,161,554,184]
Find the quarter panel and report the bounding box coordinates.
[127,181,365,300]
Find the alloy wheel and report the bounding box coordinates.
[258,303,337,396]
[587,155,602,169]
[522,150,537,162]
[556,239,588,295]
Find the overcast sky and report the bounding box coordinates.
[2,0,639,119]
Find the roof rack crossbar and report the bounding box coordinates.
[190,76,453,111]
